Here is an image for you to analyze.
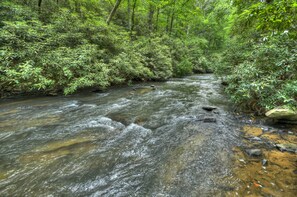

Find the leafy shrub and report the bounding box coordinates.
[222,34,297,113]
[1,60,53,92]
[0,1,215,97]
[0,3,112,95]
[161,37,193,77]
[175,59,193,77]
[136,36,173,80]
[109,49,153,84]
[213,37,253,75]
[41,45,110,94]
[0,3,49,95]
[185,38,211,73]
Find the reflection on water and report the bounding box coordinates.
[0,74,296,196]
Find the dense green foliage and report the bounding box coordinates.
[218,35,297,113]
[0,0,296,114]
[216,0,297,113]
[0,0,221,96]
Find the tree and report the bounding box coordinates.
[106,0,123,25]
[38,0,42,7]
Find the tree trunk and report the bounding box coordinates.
[169,0,176,35]
[155,8,159,31]
[147,4,155,33]
[127,0,131,29]
[187,25,191,35]
[106,0,123,25]
[130,0,137,39]
[38,0,42,7]
[169,12,175,34]
[166,13,170,32]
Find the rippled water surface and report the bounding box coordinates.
[0,74,264,196]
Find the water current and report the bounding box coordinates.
[0,74,295,196]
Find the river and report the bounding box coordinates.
[0,74,296,196]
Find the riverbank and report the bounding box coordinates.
[228,123,297,196]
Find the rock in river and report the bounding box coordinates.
[262,159,268,166]
[265,108,297,124]
[202,106,217,111]
[276,143,297,153]
[246,149,262,157]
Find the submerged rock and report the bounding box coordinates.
[107,112,131,126]
[203,117,217,123]
[276,143,297,153]
[246,149,262,157]
[0,115,60,130]
[19,136,96,165]
[242,126,263,137]
[132,86,155,94]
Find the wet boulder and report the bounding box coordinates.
[265,108,297,124]
[106,112,131,126]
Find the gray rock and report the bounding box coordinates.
[261,127,269,132]
[262,159,268,166]
[246,149,262,157]
[202,106,217,111]
[276,143,297,153]
[265,108,297,120]
[251,137,262,141]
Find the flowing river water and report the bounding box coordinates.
[0,74,296,196]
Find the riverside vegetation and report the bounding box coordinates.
[0,0,296,114]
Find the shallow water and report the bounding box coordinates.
[0,74,295,196]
